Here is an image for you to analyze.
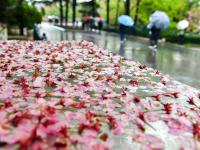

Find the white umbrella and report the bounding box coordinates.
[177,20,189,30]
[148,11,170,30]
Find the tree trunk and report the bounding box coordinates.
[106,0,110,29]
[6,0,24,11]
[125,0,130,15]
[19,25,24,36]
[92,0,96,17]
[115,0,120,26]
[72,0,76,25]
[65,0,69,25]
[134,0,141,26]
[59,0,63,26]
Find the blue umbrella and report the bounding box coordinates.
[118,15,134,27]
[148,11,170,30]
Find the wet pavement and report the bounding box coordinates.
[40,23,200,89]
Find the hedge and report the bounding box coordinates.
[103,25,200,44]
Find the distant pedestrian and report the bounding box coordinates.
[147,11,170,50]
[82,18,85,30]
[177,20,189,44]
[98,16,103,34]
[89,17,95,31]
[119,24,129,42]
[82,16,90,31]
[178,29,185,44]
[94,17,99,32]
[118,15,134,43]
[148,25,161,49]
[41,33,47,41]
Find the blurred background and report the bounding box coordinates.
[1,0,200,40]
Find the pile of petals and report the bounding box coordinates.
[0,40,199,150]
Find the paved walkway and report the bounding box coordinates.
[40,23,200,89]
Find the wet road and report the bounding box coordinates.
[40,23,200,89]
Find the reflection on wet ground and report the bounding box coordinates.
[40,23,200,89]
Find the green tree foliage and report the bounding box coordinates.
[9,3,42,28]
[0,0,42,35]
[45,2,62,16]
[45,2,81,20]
[187,8,200,32]
[100,0,125,26]
[44,0,199,30]
[0,0,23,23]
[79,1,100,17]
[137,0,189,26]
[97,0,192,27]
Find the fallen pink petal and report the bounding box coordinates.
[0,40,199,150]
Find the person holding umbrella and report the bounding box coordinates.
[177,19,189,44]
[118,15,134,43]
[147,11,170,50]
